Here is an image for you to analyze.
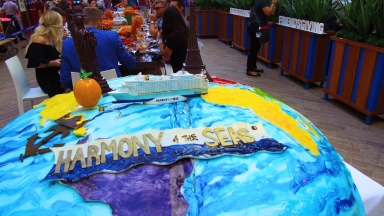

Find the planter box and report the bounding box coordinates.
[195,10,218,37]
[280,26,332,89]
[218,11,232,44]
[257,23,284,68]
[231,14,250,55]
[323,36,384,124]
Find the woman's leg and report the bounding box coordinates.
[246,23,261,76]
[247,23,258,71]
[253,36,262,71]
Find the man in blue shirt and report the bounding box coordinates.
[60,7,136,90]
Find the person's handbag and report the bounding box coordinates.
[252,2,270,44]
[258,25,270,44]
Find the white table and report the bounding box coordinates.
[345,162,384,216]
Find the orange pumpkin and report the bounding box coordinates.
[74,69,102,108]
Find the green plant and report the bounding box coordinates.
[370,0,384,38]
[216,0,237,12]
[195,0,219,10]
[235,0,251,10]
[279,0,336,23]
[332,0,373,39]
[332,0,383,47]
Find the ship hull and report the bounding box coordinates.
[108,89,208,104]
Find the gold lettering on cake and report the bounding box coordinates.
[87,145,100,167]
[101,140,118,163]
[132,136,150,156]
[214,127,232,146]
[228,127,247,144]
[54,150,72,174]
[181,134,198,142]
[118,138,133,158]
[51,124,260,175]
[202,128,218,147]
[173,135,179,143]
[238,128,255,143]
[145,132,163,153]
[69,148,86,171]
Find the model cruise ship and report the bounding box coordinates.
[108,71,209,104]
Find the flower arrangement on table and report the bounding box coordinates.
[102,9,115,30]
[102,19,114,30]
[123,7,139,24]
[131,16,144,36]
[104,9,114,20]
[117,26,132,36]
[116,16,144,37]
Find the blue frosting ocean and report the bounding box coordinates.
[0,80,365,215]
[182,93,365,216]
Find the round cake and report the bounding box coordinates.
[0,77,364,215]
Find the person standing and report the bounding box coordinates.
[246,0,277,77]
[2,0,25,40]
[25,10,64,97]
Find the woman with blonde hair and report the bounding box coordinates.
[25,10,65,98]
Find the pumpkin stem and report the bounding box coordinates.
[80,68,93,79]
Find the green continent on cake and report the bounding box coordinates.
[0,77,364,215]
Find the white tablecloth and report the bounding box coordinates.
[345,162,384,216]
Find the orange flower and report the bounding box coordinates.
[102,19,113,30]
[130,16,144,35]
[104,9,114,20]
[123,7,138,16]
[118,26,132,36]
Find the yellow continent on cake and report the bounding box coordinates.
[0,77,364,215]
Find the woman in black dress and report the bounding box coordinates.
[158,6,188,73]
[246,0,278,77]
[25,10,64,98]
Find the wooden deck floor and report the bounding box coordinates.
[0,39,383,186]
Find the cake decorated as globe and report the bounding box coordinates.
[0,7,364,215]
[0,76,365,215]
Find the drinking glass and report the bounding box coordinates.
[130,43,138,56]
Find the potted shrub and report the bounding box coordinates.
[195,0,219,37]
[257,0,285,68]
[231,0,252,55]
[279,0,337,89]
[323,0,384,124]
[216,0,236,44]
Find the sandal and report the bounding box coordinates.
[246,71,261,77]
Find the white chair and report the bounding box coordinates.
[5,56,48,114]
[198,41,203,50]
[163,64,173,74]
[71,69,118,88]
